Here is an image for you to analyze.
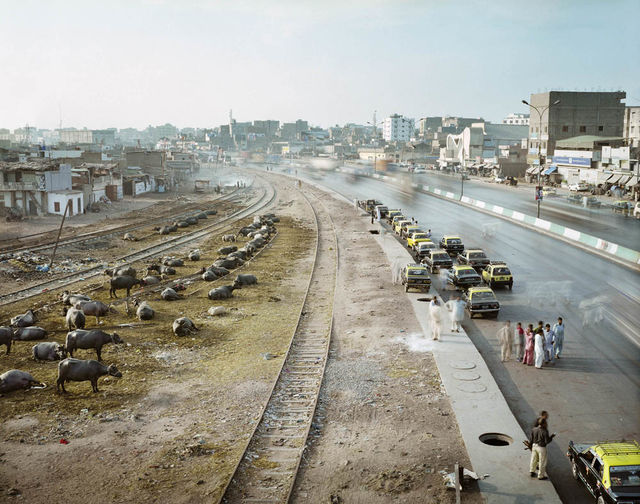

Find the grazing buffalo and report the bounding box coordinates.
[65,329,123,361]
[61,291,91,306]
[64,306,86,331]
[109,275,141,298]
[74,300,114,324]
[56,358,122,393]
[104,266,136,278]
[222,234,236,242]
[0,326,13,354]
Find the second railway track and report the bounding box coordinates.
[220,183,338,503]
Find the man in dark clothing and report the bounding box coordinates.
[529,418,555,480]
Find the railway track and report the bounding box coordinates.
[0,187,247,255]
[220,184,338,503]
[0,180,276,307]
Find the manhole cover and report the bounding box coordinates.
[479,433,513,446]
[456,382,487,393]
[449,361,476,370]
[453,371,480,381]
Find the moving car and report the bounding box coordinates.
[394,219,413,235]
[407,232,431,250]
[611,200,633,214]
[447,265,482,290]
[439,236,465,255]
[457,249,490,270]
[463,287,500,318]
[414,241,438,261]
[400,264,431,293]
[481,261,513,289]
[422,249,453,272]
[569,182,589,192]
[566,440,640,504]
[542,187,557,197]
[413,167,427,174]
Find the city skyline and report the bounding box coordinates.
[2,0,639,130]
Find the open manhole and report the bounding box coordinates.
[416,297,433,302]
[368,230,379,234]
[479,433,513,447]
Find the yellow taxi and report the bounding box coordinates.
[462,287,500,318]
[394,219,413,235]
[481,261,513,290]
[439,235,464,255]
[567,440,640,503]
[407,232,432,250]
[402,224,424,240]
[400,264,431,293]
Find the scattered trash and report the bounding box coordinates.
[208,306,226,316]
[59,438,69,445]
[261,353,277,360]
[443,467,484,490]
[36,264,50,272]
[6,488,21,497]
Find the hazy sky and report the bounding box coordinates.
[2,0,639,130]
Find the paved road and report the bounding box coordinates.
[349,168,640,251]
[291,168,640,504]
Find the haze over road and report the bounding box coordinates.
[291,167,640,504]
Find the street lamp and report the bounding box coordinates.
[367,119,384,174]
[522,98,561,218]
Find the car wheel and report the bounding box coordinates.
[571,460,579,480]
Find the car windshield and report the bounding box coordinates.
[469,252,487,259]
[494,267,511,275]
[412,233,427,239]
[458,269,477,276]
[433,252,449,259]
[610,465,640,487]
[408,269,428,276]
[448,239,461,244]
[472,291,496,300]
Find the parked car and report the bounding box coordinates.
[494,175,506,183]
[414,241,438,261]
[569,183,590,192]
[567,194,583,204]
[407,232,431,250]
[463,287,500,318]
[374,205,389,219]
[400,264,431,293]
[439,236,465,255]
[402,225,424,240]
[389,213,406,225]
[447,265,482,290]
[457,249,490,270]
[422,249,453,273]
[481,261,513,289]
[413,167,427,174]
[394,219,413,235]
[566,440,640,504]
[611,200,633,214]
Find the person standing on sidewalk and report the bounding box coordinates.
[445,295,465,332]
[429,297,442,341]
[534,328,545,369]
[529,418,555,480]
[553,317,565,359]
[514,322,525,362]
[543,323,555,364]
[497,320,512,362]
[523,324,535,366]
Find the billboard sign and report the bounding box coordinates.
[552,156,591,167]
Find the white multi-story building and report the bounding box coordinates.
[623,106,640,148]
[502,113,530,125]
[383,114,414,142]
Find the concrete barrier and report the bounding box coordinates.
[363,172,640,269]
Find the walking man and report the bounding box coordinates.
[445,295,465,332]
[553,317,565,359]
[543,323,555,364]
[497,320,512,362]
[514,322,525,362]
[429,297,442,341]
[529,418,555,480]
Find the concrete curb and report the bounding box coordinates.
[349,170,640,271]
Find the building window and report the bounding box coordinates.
[562,125,569,132]
[598,125,603,132]
[579,126,586,133]
[54,201,60,212]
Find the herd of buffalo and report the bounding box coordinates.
[0,212,279,396]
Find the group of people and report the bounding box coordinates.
[497,318,565,368]
[428,295,465,340]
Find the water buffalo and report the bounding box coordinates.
[222,234,236,242]
[0,370,45,393]
[109,275,141,298]
[123,233,138,241]
[0,326,13,354]
[13,326,48,341]
[196,212,207,220]
[208,285,238,300]
[61,291,91,306]
[134,300,154,321]
[156,225,172,235]
[65,329,123,361]
[56,358,122,393]
[205,209,217,216]
[32,342,66,361]
[104,265,137,278]
[142,274,166,285]
[74,300,114,324]
[228,250,249,261]
[233,274,258,287]
[64,306,86,331]
[218,245,238,255]
[10,309,36,327]
[172,317,198,337]
[185,216,199,225]
[202,270,217,281]
[174,220,189,228]
[159,266,176,276]
[161,288,181,301]
[188,249,201,261]
[162,257,184,267]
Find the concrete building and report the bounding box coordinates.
[418,117,443,135]
[383,114,415,142]
[623,106,640,148]
[502,113,529,125]
[59,129,93,144]
[253,120,280,137]
[442,116,483,133]
[525,91,626,163]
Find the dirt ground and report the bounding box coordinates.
[0,175,481,503]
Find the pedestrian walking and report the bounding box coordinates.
[543,324,555,364]
[371,209,375,224]
[514,322,525,362]
[523,324,535,366]
[553,317,565,358]
[445,295,465,332]
[534,328,545,369]
[497,320,512,362]
[429,298,442,341]
[426,229,432,238]
[529,418,555,480]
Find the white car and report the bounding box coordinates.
[413,168,427,174]
[569,183,589,192]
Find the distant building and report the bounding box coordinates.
[502,113,529,125]
[419,117,443,135]
[92,129,116,146]
[59,129,93,144]
[383,114,414,142]
[623,106,640,148]
[525,91,626,163]
[442,116,483,133]
[253,120,280,137]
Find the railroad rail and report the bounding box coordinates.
[0,186,247,255]
[0,180,276,307]
[220,183,338,503]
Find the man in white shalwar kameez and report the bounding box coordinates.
[429,298,442,340]
[534,331,545,369]
[445,295,465,332]
[497,320,512,362]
